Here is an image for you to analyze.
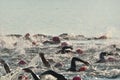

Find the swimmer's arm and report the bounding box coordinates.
[31,71,40,80]
[79,59,90,66]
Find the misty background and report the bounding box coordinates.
[0,0,120,37]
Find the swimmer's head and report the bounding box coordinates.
[52,36,60,43]
[76,49,83,54]
[18,60,26,65]
[61,42,68,47]
[72,76,81,80]
[78,66,87,72]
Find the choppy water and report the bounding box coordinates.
[0,34,120,80]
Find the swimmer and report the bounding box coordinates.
[41,70,67,80]
[56,46,73,54]
[24,33,32,41]
[96,52,119,63]
[43,36,61,44]
[39,53,63,68]
[23,68,40,80]
[67,57,90,72]
[24,33,37,46]
[23,68,67,80]
[23,68,82,80]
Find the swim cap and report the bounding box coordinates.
[18,75,29,80]
[52,36,60,43]
[61,42,68,47]
[24,33,30,40]
[73,76,81,80]
[18,60,26,65]
[78,66,87,72]
[107,57,116,62]
[76,49,83,54]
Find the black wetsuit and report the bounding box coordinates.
[96,52,114,63]
[67,57,89,72]
[3,63,11,73]
[23,68,40,80]
[23,68,67,80]
[41,70,67,80]
[31,71,40,80]
[0,60,11,73]
[39,53,51,68]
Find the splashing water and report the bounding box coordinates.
[0,35,120,80]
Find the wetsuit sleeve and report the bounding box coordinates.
[31,71,40,80]
[3,63,11,73]
[41,70,67,80]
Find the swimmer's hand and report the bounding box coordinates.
[83,61,90,66]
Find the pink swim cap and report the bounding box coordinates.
[76,49,83,54]
[52,36,60,42]
[61,42,68,47]
[107,57,116,62]
[73,76,81,80]
[18,60,26,65]
[78,66,87,72]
